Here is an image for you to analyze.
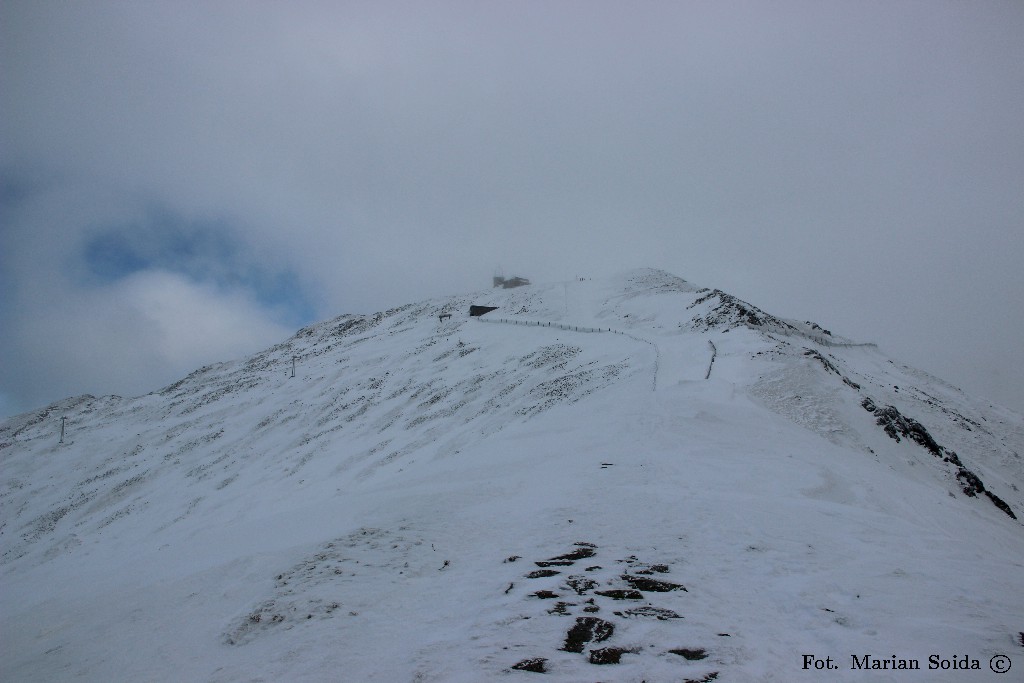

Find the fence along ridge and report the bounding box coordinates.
[475,316,617,334]
[474,315,661,390]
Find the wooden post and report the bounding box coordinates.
[291,356,296,378]
[60,416,66,444]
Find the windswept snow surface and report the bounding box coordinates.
[2,269,1023,682]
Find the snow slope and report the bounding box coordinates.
[2,268,1022,682]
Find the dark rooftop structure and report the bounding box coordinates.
[469,305,498,317]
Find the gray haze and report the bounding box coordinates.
[2,1,1023,417]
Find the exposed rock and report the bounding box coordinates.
[565,575,598,595]
[536,546,597,567]
[803,348,860,389]
[687,289,799,336]
[589,646,637,664]
[684,674,719,683]
[547,601,574,615]
[511,657,546,673]
[862,397,942,456]
[595,589,644,600]
[621,574,686,592]
[618,606,682,620]
[862,398,1016,519]
[561,616,614,653]
[526,569,560,579]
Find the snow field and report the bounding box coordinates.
[2,268,1022,682]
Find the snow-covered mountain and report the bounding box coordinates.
[2,268,1022,682]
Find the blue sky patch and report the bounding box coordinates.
[81,207,318,327]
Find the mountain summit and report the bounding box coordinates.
[3,268,1022,681]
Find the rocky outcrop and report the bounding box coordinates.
[862,398,1016,519]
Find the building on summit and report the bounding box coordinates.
[493,275,530,289]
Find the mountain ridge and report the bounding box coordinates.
[2,268,1022,682]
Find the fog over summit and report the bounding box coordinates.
[3,1,1023,418]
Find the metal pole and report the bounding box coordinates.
[60,416,66,444]
[291,356,296,378]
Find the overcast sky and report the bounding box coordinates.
[2,0,1023,417]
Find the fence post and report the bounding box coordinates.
[59,416,66,444]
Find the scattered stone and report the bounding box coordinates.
[561,617,614,653]
[595,589,644,600]
[536,547,597,567]
[619,606,682,620]
[527,569,561,579]
[505,555,521,563]
[498,548,703,671]
[589,646,637,665]
[565,575,598,595]
[548,601,574,615]
[622,574,686,592]
[511,657,547,673]
[683,674,719,683]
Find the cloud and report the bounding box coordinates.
[79,206,317,326]
[2,1,1023,415]
[102,270,297,371]
[0,175,308,413]
[3,267,295,409]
